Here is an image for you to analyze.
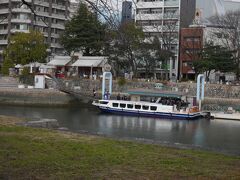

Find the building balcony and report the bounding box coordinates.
[0,29,8,34]
[12,8,31,13]
[142,25,162,32]
[51,13,66,20]
[34,0,49,7]
[51,43,62,48]
[12,0,31,2]
[51,33,60,38]
[0,19,8,24]
[163,13,179,19]
[41,32,60,39]
[36,11,50,18]
[11,29,29,33]
[51,23,64,30]
[0,8,8,14]
[0,0,9,4]
[0,40,7,45]
[11,18,31,24]
[42,32,48,37]
[34,21,48,27]
[136,14,163,21]
[136,1,164,9]
[164,1,179,7]
[52,3,66,10]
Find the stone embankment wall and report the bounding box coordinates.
[0,88,75,106]
[63,79,240,98]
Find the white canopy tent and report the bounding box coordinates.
[70,56,107,79]
[47,56,71,66]
[71,56,107,67]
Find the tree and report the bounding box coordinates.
[60,3,107,56]
[136,10,179,79]
[3,30,47,67]
[209,10,240,80]
[107,22,145,76]
[193,42,235,81]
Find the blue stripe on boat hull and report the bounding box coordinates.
[98,107,201,120]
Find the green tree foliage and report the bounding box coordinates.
[4,30,47,66]
[60,3,106,56]
[194,42,235,81]
[1,58,14,75]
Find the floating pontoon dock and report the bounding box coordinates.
[211,112,240,121]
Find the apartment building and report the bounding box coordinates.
[0,0,70,64]
[135,0,196,79]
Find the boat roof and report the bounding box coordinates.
[127,89,184,98]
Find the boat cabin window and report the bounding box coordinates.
[112,103,119,107]
[100,101,108,105]
[150,106,157,111]
[127,104,133,109]
[142,105,149,110]
[135,105,141,109]
[120,103,126,108]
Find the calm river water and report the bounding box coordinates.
[0,104,240,155]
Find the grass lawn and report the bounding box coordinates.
[0,115,240,179]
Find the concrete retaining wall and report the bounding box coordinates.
[0,88,75,106]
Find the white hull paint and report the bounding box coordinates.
[93,100,202,120]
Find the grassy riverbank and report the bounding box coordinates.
[0,116,240,179]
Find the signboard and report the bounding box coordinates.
[103,63,111,72]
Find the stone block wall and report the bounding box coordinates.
[62,79,240,99]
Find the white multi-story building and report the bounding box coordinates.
[0,0,71,64]
[135,0,196,79]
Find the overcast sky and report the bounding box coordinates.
[197,0,240,18]
[70,0,240,20]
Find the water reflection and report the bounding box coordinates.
[0,105,240,155]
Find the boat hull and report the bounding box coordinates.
[98,106,202,120]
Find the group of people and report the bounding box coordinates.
[93,89,111,100]
[116,94,129,100]
[158,97,189,109]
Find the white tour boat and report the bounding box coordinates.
[92,90,202,120]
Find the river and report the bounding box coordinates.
[0,104,240,155]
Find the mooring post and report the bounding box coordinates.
[197,74,205,111]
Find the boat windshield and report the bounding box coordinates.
[100,101,108,105]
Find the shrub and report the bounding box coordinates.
[1,59,14,75]
[117,77,126,87]
[19,67,34,86]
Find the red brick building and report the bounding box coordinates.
[179,27,204,80]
